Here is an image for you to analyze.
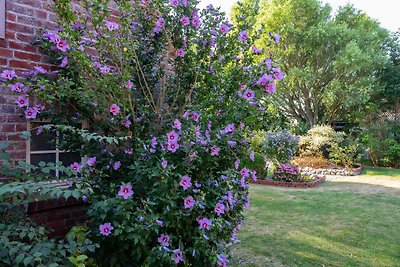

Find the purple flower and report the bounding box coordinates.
[191,112,200,122]
[257,73,273,86]
[124,148,133,155]
[220,24,230,34]
[87,157,96,166]
[158,234,170,247]
[173,119,182,130]
[238,30,248,42]
[172,249,184,264]
[100,65,111,74]
[264,82,276,94]
[99,223,114,236]
[210,145,220,156]
[167,142,179,153]
[16,96,28,108]
[161,160,168,169]
[109,104,120,115]
[265,59,273,70]
[1,70,16,80]
[192,15,201,28]
[60,57,69,67]
[243,89,255,101]
[240,167,249,178]
[156,17,166,28]
[70,162,82,173]
[113,161,121,170]
[274,33,280,44]
[166,130,179,143]
[34,66,47,74]
[182,0,188,6]
[180,16,190,26]
[251,170,257,181]
[118,184,133,199]
[234,159,240,170]
[56,39,70,52]
[125,80,133,89]
[121,119,131,128]
[170,0,179,7]
[177,48,186,58]
[9,82,24,93]
[198,217,212,230]
[180,175,192,190]
[250,151,255,161]
[218,254,230,267]
[156,219,164,226]
[183,196,195,209]
[25,108,38,119]
[273,67,284,81]
[227,191,234,205]
[105,21,119,31]
[214,203,226,216]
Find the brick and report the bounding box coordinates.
[15,123,27,132]
[0,105,15,114]
[16,15,37,27]
[9,59,34,69]
[14,51,42,62]
[7,115,24,123]
[0,124,15,132]
[6,22,35,34]
[9,42,37,53]
[5,31,15,40]
[16,33,36,44]
[0,48,13,57]
[35,10,48,20]
[0,58,7,66]
[6,2,35,17]
[6,12,17,22]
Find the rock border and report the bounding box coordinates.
[299,165,363,176]
[252,176,325,188]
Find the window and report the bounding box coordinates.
[0,0,5,39]
[26,122,83,177]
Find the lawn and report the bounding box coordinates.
[362,166,400,178]
[232,182,400,267]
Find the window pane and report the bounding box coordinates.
[59,152,81,166]
[30,122,57,151]
[31,153,56,165]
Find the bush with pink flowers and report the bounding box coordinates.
[0,0,283,265]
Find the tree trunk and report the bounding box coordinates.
[395,99,400,122]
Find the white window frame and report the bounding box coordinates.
[26,121,87,177]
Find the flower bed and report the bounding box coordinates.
[252,175,325,188]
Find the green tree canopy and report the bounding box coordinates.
[232,0,389,127]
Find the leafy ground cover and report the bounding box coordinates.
[232,176,400,266]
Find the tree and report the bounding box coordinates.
[376,32,400,121]
[232,0,389,127]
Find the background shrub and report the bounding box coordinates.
[263,130,299,164]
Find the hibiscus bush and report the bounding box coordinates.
[263,130,299,164]
[0,0,283,265]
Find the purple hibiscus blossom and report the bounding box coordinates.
[238,30,248,42]
[109,104,120,115]
[242,89,255,101]
[166,130,179,143]
[87,157,96,166]
[16,96,28,108]
[25,108,38,119]
[118,184,133,199]
[167,142,179,153]
[70,162,82,173]
[105,21,119,31]
[210,145,220,156]
[198,217,212,230]
[183,196,195,209]
[180,176,192,190]
[158,234,170,247]
[99,223,114,236]
[176,48,186,58]
[214,203,226,216]
[1,70,17,80]
[172,249,184,264]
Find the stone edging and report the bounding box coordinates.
[299,165,363,176]
[251,176,325,188]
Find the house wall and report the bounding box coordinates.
[0,0,56,162]
[0,1,88,237]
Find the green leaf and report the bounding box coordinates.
[0,152,10,161]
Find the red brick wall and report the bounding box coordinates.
[28,197,87,238]
[0,0,56,161]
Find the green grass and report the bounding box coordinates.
[232,183,400,267]
[362,166,400,178]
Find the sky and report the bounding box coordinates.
[198,0,400,32]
